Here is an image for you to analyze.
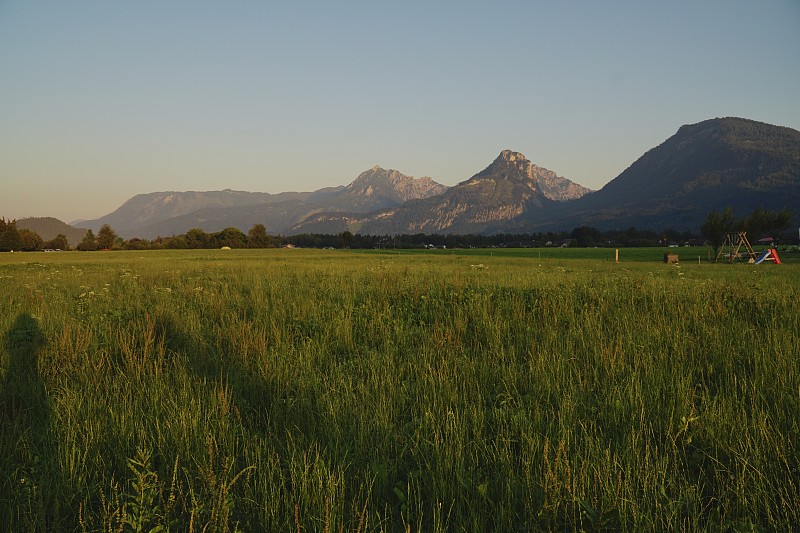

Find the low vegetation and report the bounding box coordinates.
[1,249,798,531]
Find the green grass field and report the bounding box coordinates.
[367,245,800,263]
[1,249,798,531]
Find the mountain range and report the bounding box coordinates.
[293,150,591,235]
[80,167,449,239]
[65,117,799,239]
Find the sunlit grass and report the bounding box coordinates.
[1,249,798,530]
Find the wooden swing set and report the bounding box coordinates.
[715,231,758,263]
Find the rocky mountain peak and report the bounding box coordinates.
[476,150,591,201]
[496,149,524,162]
[341,166,448,206]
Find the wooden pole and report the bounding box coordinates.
[615,249,619,263]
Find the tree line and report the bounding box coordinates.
[701,207,794,255]
[1,208,796,252]
[0,218,66,251]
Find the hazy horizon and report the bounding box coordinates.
[2,1,799,223]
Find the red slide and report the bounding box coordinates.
[771,249,782,264]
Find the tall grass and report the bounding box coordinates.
[1,249,798,531]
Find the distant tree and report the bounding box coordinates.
[123,237,150,250]
[18,229,44,251]
[0,218,23,252]
[741,208,793,242]
[213,227,247,248]
[185,228,210,249]
[338,231,354,248]
[166,235,187,249]
[77,229,98,251]
[97,224,117,250]
[150,236,166,250]
[570,226,602,247]
[248,224,272,248]
[701,207,737,256]
[44,233,69,250]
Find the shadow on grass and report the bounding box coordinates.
[1,313,62,529]
[152,312,394,528]
[153,313,276,436]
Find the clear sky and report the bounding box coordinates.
[1,1,799,224]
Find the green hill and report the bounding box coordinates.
[16,217,89,248]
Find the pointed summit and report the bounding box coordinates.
[348,167,446,199]
[322,150,589,235]
[496,149,524,162]
[308,165,449,213]
[475,150,591,201]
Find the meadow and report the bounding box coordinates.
[1,248,798,531]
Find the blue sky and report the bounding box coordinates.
[1,1,799,223]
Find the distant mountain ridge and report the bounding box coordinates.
[83,169,449,238]
[292,150,591,235]
[75,117,800,237]
[86,189,309,235]
[332,166,448,211]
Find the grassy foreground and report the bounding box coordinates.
[1,249,798,531]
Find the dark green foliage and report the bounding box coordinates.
[570,225,603,246]
[17,229,44,251]
[184,228,210,248]
[338,230,354,248]
[121,237,149,250]
[741,207,792,240]
[77,229,97,251]
[0,218,24,252]
[213,227,247,248]
[96,224,118,250]
[702,207,795,255]
[247,223,272,248]
[43,233,69,250]
[116,226,706,250]
[701,207,737,254]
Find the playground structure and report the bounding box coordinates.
[755,248,782,264]
[715,231,780,264]
[716,232,756,262]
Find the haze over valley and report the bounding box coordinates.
[20,117,791,241]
